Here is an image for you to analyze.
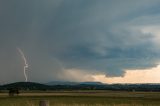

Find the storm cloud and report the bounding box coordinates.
[0,0,160,83]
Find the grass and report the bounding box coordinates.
[0,91,160,106]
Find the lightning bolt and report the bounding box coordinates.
[17,48,29,82]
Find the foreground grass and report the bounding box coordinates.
[1,91,160,106]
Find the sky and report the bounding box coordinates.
[1,0,160,84]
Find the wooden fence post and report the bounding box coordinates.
[39,100,49,106]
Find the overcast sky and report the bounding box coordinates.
[1,0,160,84]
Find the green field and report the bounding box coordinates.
[1,91,160,106]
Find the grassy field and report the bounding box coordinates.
[1,91,160,106]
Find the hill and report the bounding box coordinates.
[46,81,104,85]
[0,82,50,90]
[46,81,79,85]
[1,82,160,91]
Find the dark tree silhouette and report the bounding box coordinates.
[8,88,19,96]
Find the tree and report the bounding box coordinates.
[8,88,19,96]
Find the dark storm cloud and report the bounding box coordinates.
[0,0,160,83]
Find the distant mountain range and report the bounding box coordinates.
[1,82,160,91]
[45,81,104,85]
[0,81,104,91]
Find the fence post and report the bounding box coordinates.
[39,100,49,106]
